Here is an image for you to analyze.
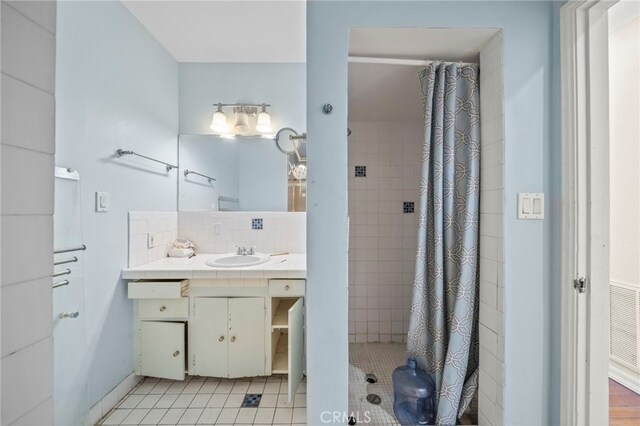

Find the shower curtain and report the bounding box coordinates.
[407,61,480,425]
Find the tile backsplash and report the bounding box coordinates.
[178,212,306,254]
[128,212,178,267]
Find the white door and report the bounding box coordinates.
[560,1,617,424]
[228,297,266,378]
[139,321,185,380]
[287,298,304,403]
[192,298,228,377]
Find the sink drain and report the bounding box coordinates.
[365,373,378,384]
[366,393,382,405]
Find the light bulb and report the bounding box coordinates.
[234,111,249,132]
[210,106,228,133]
[255,108,272,133]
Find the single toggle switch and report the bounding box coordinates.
[518,193,544,219]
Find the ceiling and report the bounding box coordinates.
[122,1,306,63]
[348,27,499,122]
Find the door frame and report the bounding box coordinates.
[560,1,617,424]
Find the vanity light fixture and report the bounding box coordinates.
[210,104,228,133]
[210,103,272,137]
[255,105,272,133]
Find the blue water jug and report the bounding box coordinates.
[392,357,436,425]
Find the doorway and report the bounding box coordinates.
[608,0,640,423]
[560,0,640,424]
[346,27,504,425]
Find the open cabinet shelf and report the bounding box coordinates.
[272,299,296,329]
[272,330,289,374]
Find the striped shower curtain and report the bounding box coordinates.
[407,61,481,425]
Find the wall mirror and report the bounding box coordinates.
[178,134,306,212]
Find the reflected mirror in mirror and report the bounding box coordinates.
[179,134,306,212]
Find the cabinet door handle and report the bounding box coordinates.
[284,285,290,290]
[173,350,180,357]
[219,336,225,342]
[159,305,167,312]
[230,336,236,342]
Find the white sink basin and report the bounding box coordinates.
[206,253,271,268]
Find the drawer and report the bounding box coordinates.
[269,279,305,297]
[138,298,189,320]
[128,280,189,299]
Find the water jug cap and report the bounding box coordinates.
[407,357,417,369]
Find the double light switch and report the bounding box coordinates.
[518,193,544,219]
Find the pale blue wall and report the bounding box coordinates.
[56,0,179,408]
[179,63,306,135]
[178,63,306,211]
[306,1,560,425]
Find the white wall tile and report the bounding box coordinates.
[4,1,56,33]
[1,144,54,215]
[348,120,421,341]
[0,337,53,424]
[1,278,52,357]
[176,212,306,255]
[477,32,506,426]
[1,215,53,286]
[127,212,178,267]
[1,1,55,423]
[0,3,55,93]
[1,74,55,154]
[11,397,53,426]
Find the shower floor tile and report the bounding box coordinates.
[349,342,407,425]
[349,343,478,426]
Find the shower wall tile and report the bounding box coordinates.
[479,32,505,426]
[348,120,422,344]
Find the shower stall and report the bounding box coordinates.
[347,27,505,425]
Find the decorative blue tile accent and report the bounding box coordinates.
[403,202,415,213]
[241,394,262,408]
[251,218,263,230]
[355,166,367,177]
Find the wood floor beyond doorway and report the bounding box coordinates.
[609,379,640,426]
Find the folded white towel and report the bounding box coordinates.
[168,248,194,258]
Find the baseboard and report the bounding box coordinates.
[609,363,640,395]
[83,373,143,426]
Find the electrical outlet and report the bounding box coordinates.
[147,233,159,248]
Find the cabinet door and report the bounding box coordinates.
[228,297,265,378]
[139,321,185,380]
[192,298,228,377]
[287,298,304,403]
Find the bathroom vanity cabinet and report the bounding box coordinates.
[126,276,306,401]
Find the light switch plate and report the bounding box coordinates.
[95,192,108,212]
[518,193,544,219]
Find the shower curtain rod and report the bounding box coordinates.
[348,56,477,66]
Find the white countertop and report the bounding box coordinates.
[121,253,306,280]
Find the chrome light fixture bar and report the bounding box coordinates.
[210,103,273,136]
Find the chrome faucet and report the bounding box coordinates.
[235,245,256,256]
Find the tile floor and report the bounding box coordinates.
[98,375,306,425]
[349,342,406,425]
[349,342,477,425]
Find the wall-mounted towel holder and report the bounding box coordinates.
[116,149,178,172]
